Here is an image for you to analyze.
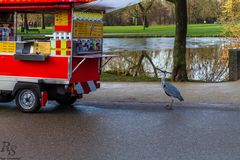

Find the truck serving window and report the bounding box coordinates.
[0,13,14,41]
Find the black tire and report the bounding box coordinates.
[15,88,41,113]
[56,94,77,106]
[0,94,14,103]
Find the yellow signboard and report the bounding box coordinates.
[55,11,68,26]
[73,21,103,38]
[34,42,51,54]
[0,41,16,54]
[73,11,103,38]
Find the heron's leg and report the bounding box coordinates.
[164,98,174,110]
[170,99,174,108]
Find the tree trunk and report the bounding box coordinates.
[42,13,46,29]
[141,14,149,30]
[24,13,29,30]
[168,0,188,81]
[141,15,146,30]
[134,53,145,76]
[144,14,149,28]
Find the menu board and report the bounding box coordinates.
[0,41,16,53]
[73,11,103,55]
[73,21,103,38]
[55,11,68,26]
[73,11,103,38]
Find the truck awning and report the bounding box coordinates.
[0,0,96,11]
[0,4,71,11]
[75,0,141,13]
[0,0,95,4]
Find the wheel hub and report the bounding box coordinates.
[19,90,36,110]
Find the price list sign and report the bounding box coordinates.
[73,12,103,38]
[55,11,68,27]
[73,22,103,38]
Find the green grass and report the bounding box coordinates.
[17,27,53,39]
[17,27,54,35]
[16,27,54,40]
[17,24,224,38]
[104,24,224,38]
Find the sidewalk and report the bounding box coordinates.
[81,81,240,104]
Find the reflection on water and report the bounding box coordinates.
[103,38,229,82]
[103,37,230,52]
[187,48,228,82]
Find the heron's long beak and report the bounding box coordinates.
[159,69,172,75]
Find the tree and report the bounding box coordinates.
[220,0,240,40]
[148,0,175,25]
[42,13,45,29]
[128,5,141,26]
[24,13,29,30]
[104,8,132,26]
[166,0,188,81]
[188,0,222,24]
[138,0,155,30]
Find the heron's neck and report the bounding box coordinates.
[161,75,166,85]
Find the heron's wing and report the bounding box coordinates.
[164,82,183,100]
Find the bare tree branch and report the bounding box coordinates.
[166,0,175,4]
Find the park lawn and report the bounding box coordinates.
[104,24,224,38]
[17,27,54,35]
[17,24,224,38]
[16,27,54,39]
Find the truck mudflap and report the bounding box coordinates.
[74,81,100,94]
[40,91,48,107]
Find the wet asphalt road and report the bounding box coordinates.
[0,101,240,160]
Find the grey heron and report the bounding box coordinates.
[160,70,184,110]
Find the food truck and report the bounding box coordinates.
[0,0,140,112]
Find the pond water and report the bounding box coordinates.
[102,37,230,82]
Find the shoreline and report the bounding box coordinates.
[103,35,225,38]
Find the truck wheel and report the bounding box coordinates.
[56,95,77,106]
[16,89,41,113]
[0,94,14,102]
